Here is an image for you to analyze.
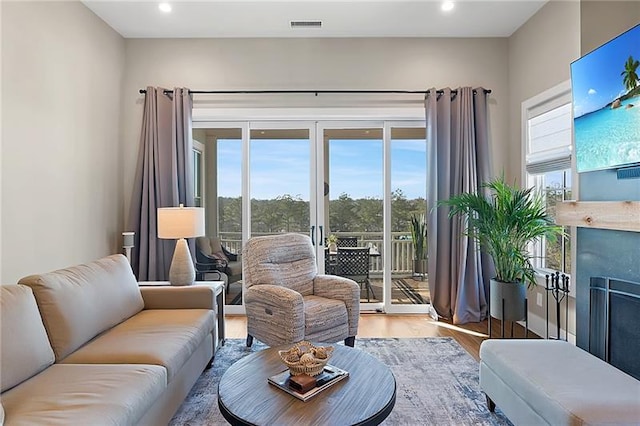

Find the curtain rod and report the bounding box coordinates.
[138,88,491,95]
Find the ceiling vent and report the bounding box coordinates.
[290,20,322,29]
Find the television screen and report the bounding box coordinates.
[571,23,640,173]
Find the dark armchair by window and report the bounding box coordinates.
[337,236,358,247]
[337,247,375,302]
[195,237,242,293]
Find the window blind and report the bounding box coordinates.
[526,102,572,171]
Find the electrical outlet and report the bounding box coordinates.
[536,293,543,307]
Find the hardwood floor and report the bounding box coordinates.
[225,313,535,361]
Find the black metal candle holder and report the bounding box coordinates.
[545,272,570,340]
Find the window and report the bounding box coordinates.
[523,82,572,275]
[528,170,572,272]
[193,140,205,207]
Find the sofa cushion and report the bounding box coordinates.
[1,364,166,426]
[18,254,144,361]
[0,285,55,393]
[61,309,214,382]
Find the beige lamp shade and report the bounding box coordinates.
[157,206,205,239]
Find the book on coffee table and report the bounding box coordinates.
[268,364,349,402]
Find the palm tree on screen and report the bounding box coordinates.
[621,55,639,93]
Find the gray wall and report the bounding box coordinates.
[507,0,581,184]
[1,2,125,282]
[580,1,640,54]
[507,0,581,338]
[120,37,510,221]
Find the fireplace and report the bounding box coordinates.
[572,168,640,381]
[589,277,640,380]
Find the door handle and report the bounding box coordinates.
[319,225,324,246]
[310,225,315,245]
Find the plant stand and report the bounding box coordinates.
[488,298,529,339]
[545,272,570,340]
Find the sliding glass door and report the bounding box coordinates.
[193,120,429,314]
[318,123,384,310]
[388,125,429,310]
[192,125,246,313]
[249,125,314,239]
[318,122,429,312]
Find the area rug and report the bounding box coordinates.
[170,338,512,425]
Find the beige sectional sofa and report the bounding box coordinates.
[0,254,218,425]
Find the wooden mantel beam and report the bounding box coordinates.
[556,201,640,232]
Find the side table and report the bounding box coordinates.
[139,281,225,350]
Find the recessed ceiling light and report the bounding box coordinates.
[158,3,172,13]
[441,1,455,12]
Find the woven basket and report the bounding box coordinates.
[278,341,334,376]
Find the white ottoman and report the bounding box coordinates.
[479,339,640,425]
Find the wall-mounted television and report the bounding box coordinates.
[571,23,640,173]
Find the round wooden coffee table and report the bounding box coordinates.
[218,343,396,425]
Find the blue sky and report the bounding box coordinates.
[217,138,427,200]
[571,24,640,118]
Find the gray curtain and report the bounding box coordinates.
[128,87,194,281]
[426,87,492,324]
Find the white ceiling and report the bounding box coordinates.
[82,0,548,38]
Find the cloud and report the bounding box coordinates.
[588,88,597,95]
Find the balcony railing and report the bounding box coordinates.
[219,231,423,276]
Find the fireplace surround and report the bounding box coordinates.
[589,276,640,380]
[574,170,640,380]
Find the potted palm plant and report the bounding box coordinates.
[439,176,563,321]
[327,234,338,252]
[410,214,428,276]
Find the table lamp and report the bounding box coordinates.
[157,204,205,286]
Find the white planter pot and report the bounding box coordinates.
[413,259,427,275]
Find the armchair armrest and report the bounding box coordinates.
[314,275,360,337]
[244,285,305,345]
[198,253,228,268]
[140,286,217,310]
[245,284,303,313]
[222,246,239,262]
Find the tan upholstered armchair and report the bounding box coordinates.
[243,233,360,348]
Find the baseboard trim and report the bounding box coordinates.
[518,312,575,344]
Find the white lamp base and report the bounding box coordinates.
[169,238,195,286]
